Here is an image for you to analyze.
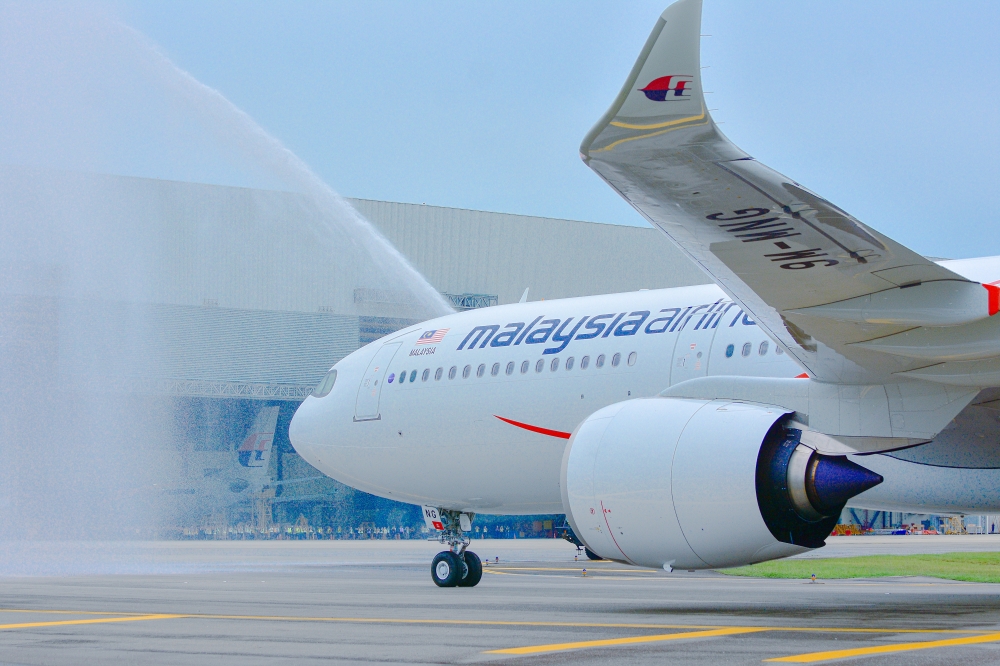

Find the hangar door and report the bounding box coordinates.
[354,342,402,421]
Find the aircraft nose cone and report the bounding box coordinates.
[288,399,323,460]
[808,455,883,516]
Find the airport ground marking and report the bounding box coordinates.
[1,609,993,638]
[767,630,1000,662]
[0,614,185,631]
[3,609,999,660]
[485,627,768,655]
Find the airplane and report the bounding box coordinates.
[289,0,1000,587]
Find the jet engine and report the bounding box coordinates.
[560,397,882,570]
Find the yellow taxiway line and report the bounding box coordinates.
[486,627,767,655]
[3,607,999,662]
[0,608,990,635]
[0,614,184,630]
[767,631,1000,663]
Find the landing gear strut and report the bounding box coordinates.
[424,508,482,587]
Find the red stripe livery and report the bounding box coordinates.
[494,415,571,439]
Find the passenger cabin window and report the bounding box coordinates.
[581,356,590,369]
[725,344,735,358]
[491,362,500,376]
[535,359,544,373]
[742,343,752,357]
[550,357,559,372]
[506,362,514,376]
[421,369,430,381]
[628,352,637,366]
[463,365,471,379]
[776,346,784,355]
[312,369,337,398]
[596,354,605,368]
[477,364,486,378]
[448,366,457,379]
[434,367,443,380]
[759,341,769,356]
[409,370,417,382]
[521,360,529,374]
[565,357,574,370]
[612,353,621,367]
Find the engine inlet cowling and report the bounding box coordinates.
[562,397,884,570]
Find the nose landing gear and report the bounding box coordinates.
[425,508,482,587]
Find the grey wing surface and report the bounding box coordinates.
[582,0,999,385]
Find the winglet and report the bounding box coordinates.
[519,288,529,304]
[581,0,710,159]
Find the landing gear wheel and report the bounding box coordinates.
[458,551,482,587]
[585,547,603,561]
[431,551,464,587]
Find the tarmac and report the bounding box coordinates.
[1,536,1000,664]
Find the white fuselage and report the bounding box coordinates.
[290,284,801,513]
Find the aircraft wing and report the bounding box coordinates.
[582,0,1000,384]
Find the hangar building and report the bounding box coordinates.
[0,168,710,534]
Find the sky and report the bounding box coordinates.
[33,1,1000,258]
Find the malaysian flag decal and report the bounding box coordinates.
[416,328,448,345]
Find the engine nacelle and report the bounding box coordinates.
[561,397,882,570]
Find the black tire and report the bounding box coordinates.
[458,551,483,587]
[585,547,603,561]
[431,551,463,587]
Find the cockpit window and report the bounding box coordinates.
[312,369,337,398]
